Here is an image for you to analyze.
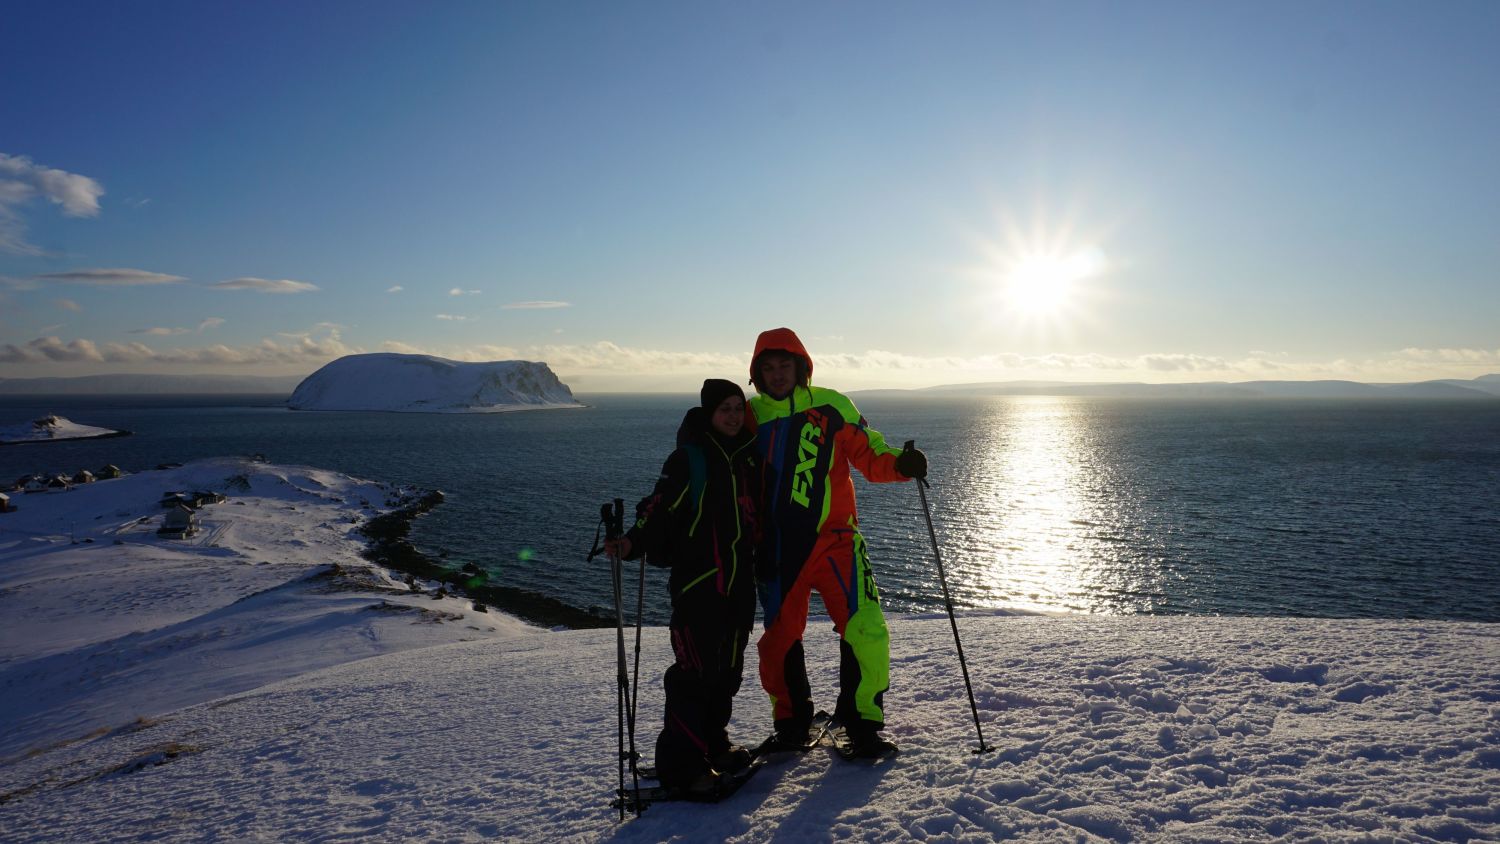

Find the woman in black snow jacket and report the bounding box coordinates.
[606,379,760,794]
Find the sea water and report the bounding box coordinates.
[2,394,1497,623]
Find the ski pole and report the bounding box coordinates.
[602,499,642,819]
[606,507,627,820]
[630,550,645,750]
[904,440,994,755]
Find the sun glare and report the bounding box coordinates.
[1003,248,1104,317]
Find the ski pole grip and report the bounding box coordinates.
[902,439,930,488]
[609,498,625,539]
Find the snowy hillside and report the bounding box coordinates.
[2,459,1498,842]
[0,414,125,445]
[287,353,582,413]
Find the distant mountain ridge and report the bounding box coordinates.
[0,373,306,395]
[856,375,1500,400]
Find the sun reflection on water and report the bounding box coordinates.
[940,396,1156,614]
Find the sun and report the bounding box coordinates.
[1001,248,1104,317]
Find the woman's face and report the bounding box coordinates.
[711,395,745,437]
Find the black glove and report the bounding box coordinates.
[896,447,927,480]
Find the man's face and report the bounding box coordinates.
[710,395,745,437]
[759,353,798,398]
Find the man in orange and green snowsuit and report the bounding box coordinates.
[746,327,927,757]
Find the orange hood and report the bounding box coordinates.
[750,327,813,392]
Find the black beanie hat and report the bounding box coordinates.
[700,378,745,411]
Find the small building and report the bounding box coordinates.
[14,474,38,492]
[98,465,123,480]
[160,492,195,510]
[157,504,200,538]
[22,477,48,494]
[73,469,96,485]
[46,476,71,493]
[191,491,227,507]
[0,492,13,513]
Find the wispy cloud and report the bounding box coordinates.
[435,314,469,321]
[55,298,81,312]
[0,152,105,256]
[210,277,319,294]
[448,288,482,296]
[376,339,740,371]
[1,330,356,366]
[0,336,105,363]
[387,285,404,293]
[128,317,225,337]
[502,301,571,310]
[35,268,187,286]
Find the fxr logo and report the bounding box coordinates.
[789,411,827,508]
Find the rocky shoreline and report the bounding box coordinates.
[358,489,612,630]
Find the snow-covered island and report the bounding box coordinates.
[0,414,128,446]
[2,459,1497,842]
[287,353,584,413]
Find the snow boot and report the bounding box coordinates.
[839,723,899,760]
[712,744,752,775]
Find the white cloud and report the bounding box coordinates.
[1140,354,1233,372]
[387,285,404,293]
[435,314,469,321]
[379,341,427,355]
[210,277,320,294]
[0,336,104,363]
[375,339,740,370]
[502,301,571,310]
[36,268,187,286]
[1397,346,1500,364]
[129,317,226,337]
[0,152,105,256]
[55,298,81,312]
[2,330,356,367]
[448,288,482,296]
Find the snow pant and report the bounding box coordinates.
[757,526,890,734]
[654,592,754,787]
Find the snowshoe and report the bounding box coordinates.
[752,711,833,758]
[612,759,766,811]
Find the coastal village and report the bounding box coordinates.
[5,465,228,538]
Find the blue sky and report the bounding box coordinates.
[2,0,1497,390]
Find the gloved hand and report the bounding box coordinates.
[896,447,927,480]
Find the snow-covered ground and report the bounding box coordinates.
[288,353,584,412]
[2,460,1497,843]
[0,414,124,445]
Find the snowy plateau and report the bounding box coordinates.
[0,459,1497,843]
[287,353,583,413]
